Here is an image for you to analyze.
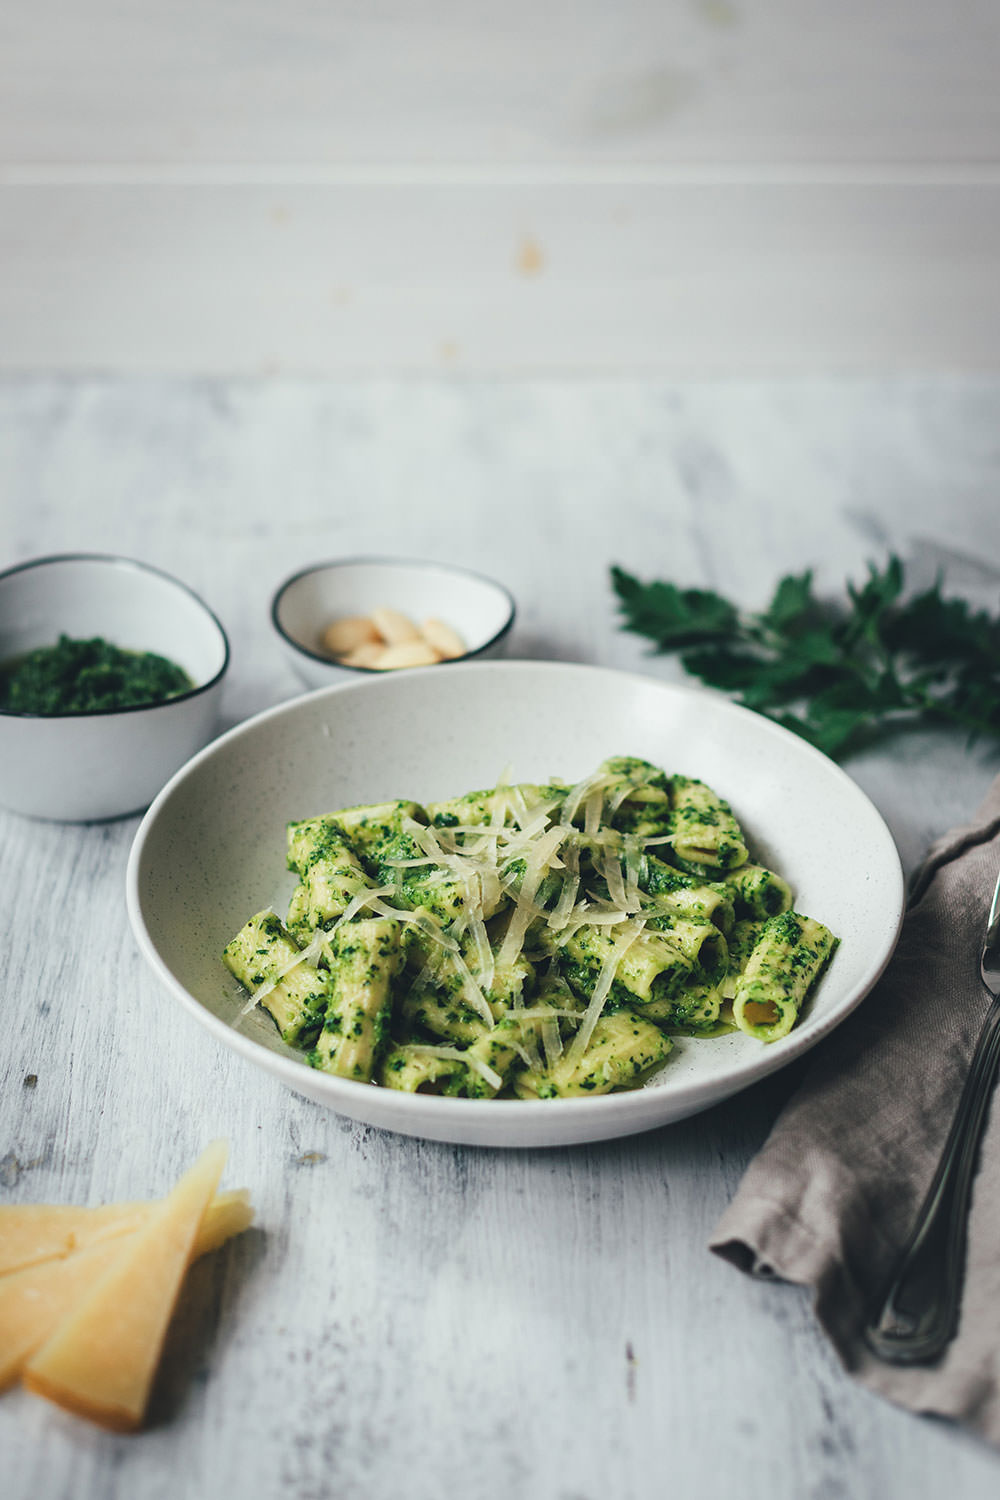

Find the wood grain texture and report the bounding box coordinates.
[2,3,999,372]
[1,375,999,1498]
[1,180,1000,375]
[2,0,999,166]
[3,181,1000,375]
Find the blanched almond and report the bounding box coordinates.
[340,642,386,669]
[371,607,420,645]
[321,615,380,657]
[373,641,442,669]
[420,617,466,659]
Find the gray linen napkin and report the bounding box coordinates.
[711,773,1000,1444]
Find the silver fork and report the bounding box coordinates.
[865,860,1000,1364]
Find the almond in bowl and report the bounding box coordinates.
[271,558,515,690]
[321,609,467,670]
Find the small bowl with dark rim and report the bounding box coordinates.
[0,554,230,821]
[271,556,516,689]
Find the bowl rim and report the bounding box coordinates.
[0,551,231,721]
[270,554,517,674]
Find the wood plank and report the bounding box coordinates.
[2,0,999,166]
[2,181,1000,374]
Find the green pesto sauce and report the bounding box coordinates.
[0,634,193,715]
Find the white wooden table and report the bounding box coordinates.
[2,375,1000,1499]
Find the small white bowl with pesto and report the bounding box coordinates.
[127,660,904,1148]
[0,553,229,821]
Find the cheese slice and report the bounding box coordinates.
[0,1202,149,1277]
[0,1189,251,1279]
[23,1141,229,1430]
[0,1188,252,1392]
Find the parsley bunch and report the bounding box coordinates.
[611,556,1000,759]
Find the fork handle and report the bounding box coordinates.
[865,990,1000,1364]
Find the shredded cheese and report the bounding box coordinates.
[541,1016,564,1071]
[623,836,642,911]
[236,759,709,1095]
[601,845,629,912]
[235,911,309,1018]
[548,867,581,933]
[496,824,566,972]
[334,885,398,925]
[466,907,496,994]
[565,917,647,1067]
[238,884,405,1020]
[365,899,456,951]
[583,787,604,837]
[508,784,532,828]
[561,769,611,828]
[608,778,640,815]
[507,1037,538,1072]
[449,947,496,1029]
[407,1044,503,1094]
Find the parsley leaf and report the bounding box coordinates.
[610,557,1000,759]
[609,570,738,646]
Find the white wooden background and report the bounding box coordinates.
[2,373,1000,1499]
[2,1,1000,373]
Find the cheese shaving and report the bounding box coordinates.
[609,778,641,815]
[467,908,495,993]
[517,1027,543,1073]
[496,824,566,972]
[497,807,560,865]
[565,918,647,1067]
[508,1038,538,1071]
[295,928,330,969]
[320,884,397,933]
[400,815,507,924]
[500,1005,581,1021]
[547,869,581,933]
[583,787,604,837]
[601,846,629,912]
[233,910,300,1016]
[239,883,405,1020]
[449,947,496,1029]
[478,860,503,922]
[434,821,504,838]
[567,903,631,928]
[561,769,611,828]
[401,816,465,872]
[541,1016,564,1070]
[623,836,642,911]
[241,949,311,1018]
[408,1044,503,1094]
[365,898,460,955]
[508,784,532,828]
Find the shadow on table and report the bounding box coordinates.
[145,1224,267,1430]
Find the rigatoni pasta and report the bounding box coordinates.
[222,756,838,1099]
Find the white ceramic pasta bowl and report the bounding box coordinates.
[126,661,905,1148]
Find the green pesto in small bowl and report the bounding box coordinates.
[0,634,193,716]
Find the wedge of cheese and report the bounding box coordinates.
[0,1189,252,1279]
[0,1202,148,1276]
[0,1188,253,1391]
[22,1141,229,1431]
